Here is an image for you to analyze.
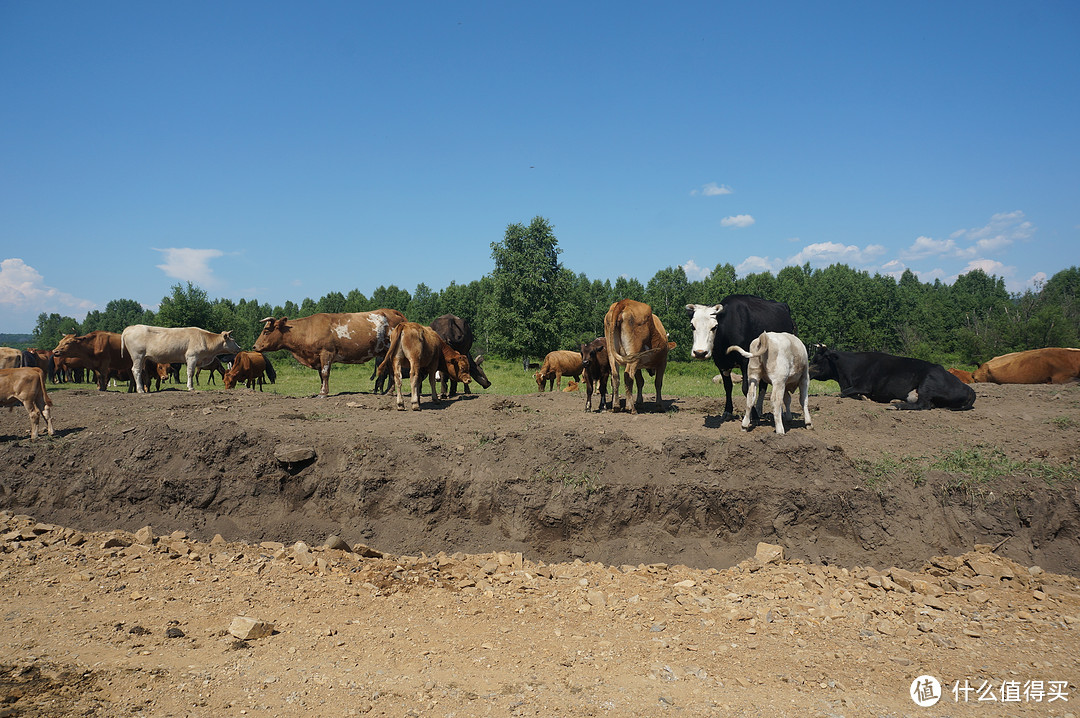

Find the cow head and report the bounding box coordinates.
[686,303,724,359]
[221,330,242,354]
[223,370,238,390]
[253,317,288,352]
[444,351,472,385]
[469,354,491,389]
[51,334,78,357]
[807,344,836,382]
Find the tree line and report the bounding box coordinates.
[30,216,1080,368]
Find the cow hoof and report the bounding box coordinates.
[395,403,405,411]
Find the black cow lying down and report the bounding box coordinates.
[809,345,975,410]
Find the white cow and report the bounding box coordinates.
[121,325,242,393]
[726,331,811,435]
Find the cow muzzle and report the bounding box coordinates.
[692,349,710,360]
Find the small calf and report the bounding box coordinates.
[726,332,811,435]
[1,367,55,441]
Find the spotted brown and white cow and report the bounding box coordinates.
[255,312,393,397]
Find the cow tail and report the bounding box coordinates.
[263,354,277,384]
[37,368,53,407]
[120,333,128,359]
[376,324,403,377]
[726,344,753,359]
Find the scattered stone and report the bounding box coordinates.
[210,534,226,546]
[275,445,316,464]
[165,627,185,638]
[102,537,130,549]
[134,526,155,545]
[754,542,784,565]
[229,617,275,640]
[324,535,351,552]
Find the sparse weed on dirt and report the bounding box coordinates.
[536,463,605,496]
[854,453,926,492]
[1050,415,1076,430]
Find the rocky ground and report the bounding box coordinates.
[1,380,1079,715]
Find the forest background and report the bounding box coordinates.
[8,217,1080,369]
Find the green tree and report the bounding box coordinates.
[407,283,439,324]
[612,276,645,303]
[344,289,368,313]
[370,285,411,314]
[645,266,691,360]
[482,216,572,362]
[317,291,347,314]
[156,282,213,328]
[33,312,82,350]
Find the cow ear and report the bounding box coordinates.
[475,354,484,364]
[712,304,724,315]
[684,304,697,317]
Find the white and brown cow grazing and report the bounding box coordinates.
[121,325,242,393]
[534,350,584,392]
[726,332,811,435]
[604,299,676,414]
[0,367,54,441]
[223,351,269,391]
[254,312,393,396]
[376,322,472,411]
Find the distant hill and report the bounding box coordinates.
[0,334,35,348]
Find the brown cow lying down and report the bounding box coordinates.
[376,322,472,411]
[1,367,54,441]
[972,348,1080,384]
[223,351,269,391]
[534,350,584,392]
[727,331,811,435]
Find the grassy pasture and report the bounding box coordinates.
[47,354,839,398]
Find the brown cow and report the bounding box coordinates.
[0,367,54,441]
[604,299,676,414]
[223,351,269,390]
[376,322,471,410]
[972,348,1080,384]
[254,312,393,396]
[53,331,130,391]
[948,367,976,384]
[534,350,584,392]
[0,347,21,369]
[580,337,611,412]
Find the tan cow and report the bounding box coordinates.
[603,299,676,414]
[534,350,584,392]
[948,367,976,384]
[0,347,22,369]
[254,312,393,396]
[223,351,269,390]
[370,308,409,393]
[0,367,54,441]
[121,325,242,393]
[726,332,811,435]
[972,348,1080,384]
[376,322,472,411]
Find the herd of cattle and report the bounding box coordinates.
[2,295,1079,441]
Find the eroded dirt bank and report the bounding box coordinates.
[1,383,1078,575]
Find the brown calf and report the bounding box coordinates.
[603,299,675,414]
[376,322,472,410]
[534,350,584,392]
[223,352,269,390]
[1,367,54,441]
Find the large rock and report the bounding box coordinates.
[755,542,784,564]
[228,616,275,640]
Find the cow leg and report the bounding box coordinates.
[653,366,665,408]
[742,379,758,431]
[392,358,406,410]
[184,358,198,391]
[632,368,645,413]
[755,381,767,421]
[23,399,41,441]
[720,370,735,419]
[771,385,787,435]
[800,375,812,429]
[584,377,593,412]
[318,356,333,397]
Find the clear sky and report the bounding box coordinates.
[2,2,1078,333]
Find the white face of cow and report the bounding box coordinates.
[686,303,723,359]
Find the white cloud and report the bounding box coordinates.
[154,248,224,286]
[786,241,886,266]
[736,256,780,275]
[0,258,96,313]
[721,214,755,228]
[1027,271,1048,288]
[691,182,733,197]
[961,258,1012,277]
[900,235,958,260]
[949,210,1035,257]
[681,259,711,282]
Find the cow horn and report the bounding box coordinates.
[258,317,275,324]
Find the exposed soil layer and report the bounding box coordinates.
[2,382,1079,574]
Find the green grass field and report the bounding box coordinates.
[49,354,840,398]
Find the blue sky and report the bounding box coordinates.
[2,2,1078,333]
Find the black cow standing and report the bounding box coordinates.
[686,295,797,420]
[808,345,976,410]
[579,336,611,412]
